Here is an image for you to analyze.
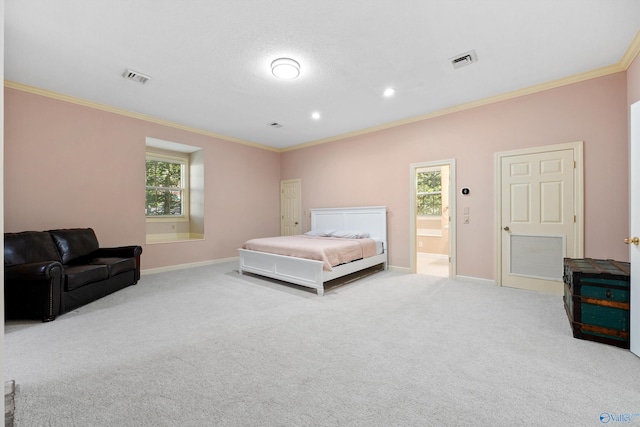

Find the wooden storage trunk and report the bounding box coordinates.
[563,258,630,349]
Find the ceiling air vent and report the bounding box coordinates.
[449,50,478,69]
[122,69,151,84]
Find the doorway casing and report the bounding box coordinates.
[410,159,457,277]
[629,101,639,357]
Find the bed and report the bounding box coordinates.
[238,206,387,295]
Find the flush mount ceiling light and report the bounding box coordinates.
[383,87,396,97]
[311,112,321,120]
[271,58,300,79]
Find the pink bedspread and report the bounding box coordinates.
[242,235,378,271]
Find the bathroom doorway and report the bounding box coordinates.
[410,160,456,278]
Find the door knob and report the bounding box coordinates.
[624,237,639,245]
[503,226,510,231]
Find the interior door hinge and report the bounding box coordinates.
[574,215,576,223]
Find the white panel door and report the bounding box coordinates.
[501,149,575,294]
[281,179,301,236]
[630,101,640,357]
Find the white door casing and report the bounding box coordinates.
[281,179,301,236]
[409,159,457,278]
[496,142,584,295]
[629,101,639,357]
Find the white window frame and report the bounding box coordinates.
[145,150,189,222]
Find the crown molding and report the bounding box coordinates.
[6,31,640,154]
[283,30,640,152]
[284,64,627,152]
[621,30,640,69]
[3,80,279,153]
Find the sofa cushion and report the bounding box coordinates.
[49,228,100,265]
[64,264,109,291]
[89,257,136,277]
[4,231,61,266]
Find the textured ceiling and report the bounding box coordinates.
[5,0,640,149]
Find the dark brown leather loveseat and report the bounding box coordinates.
[4,228,142,321]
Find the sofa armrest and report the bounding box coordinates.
[5,261,63,282]
[4,261,64,322]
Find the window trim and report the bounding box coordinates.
[145,149,190,222]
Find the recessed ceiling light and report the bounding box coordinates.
[271,58,300,79]
[311,112,321,120]
[383,87,395,97]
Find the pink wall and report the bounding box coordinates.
[4,88,281,270]
[4,69,633,278]
[281,72,630,279]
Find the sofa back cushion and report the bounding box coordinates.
[49,228,100,265]
[4,231,62,266]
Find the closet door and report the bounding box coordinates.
[281,179,301,236]
[497,143,582,295]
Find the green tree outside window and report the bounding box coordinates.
[417,171,442,216]
[146,159,185,216]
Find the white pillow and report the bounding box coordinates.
[304,229,335,237]
[330,230,370,239]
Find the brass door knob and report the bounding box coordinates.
[503,226,510,231]
[624,237,639,245]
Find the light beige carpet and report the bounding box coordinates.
[4,262,640,426]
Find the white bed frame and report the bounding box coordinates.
[238,206,388,295]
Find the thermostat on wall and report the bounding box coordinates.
[461,187,470,195]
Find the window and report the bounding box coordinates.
[144,138,204,244]
[416,169,442,216]
[145,152,188,218]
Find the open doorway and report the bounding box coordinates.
[410,160,456,278]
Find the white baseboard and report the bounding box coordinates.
[141,259,495,288]
[454,275,497,286]
[141,257,239,275]
[145,259,408,275]
[388,265,411,274]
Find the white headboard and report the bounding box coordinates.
[310,206,387,247]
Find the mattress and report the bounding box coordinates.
[241,235,380,271]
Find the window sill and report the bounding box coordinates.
[146,233,204,244]
[146,217,190,223]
